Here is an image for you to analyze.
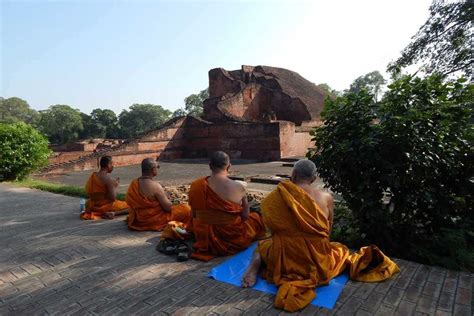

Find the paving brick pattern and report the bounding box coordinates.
[0,184,472,315]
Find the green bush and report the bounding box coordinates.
[308,75,473,270]
[0,122,51,180]
[330,202,367,248]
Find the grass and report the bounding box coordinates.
[12,178,126,200]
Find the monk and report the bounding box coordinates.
[125,158,192,233]
[81,156,129,220]
[189,151,266,261]
[242,159,400,312]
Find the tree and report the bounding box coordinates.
[0,97,39,125]
[118,104,171,138]
[316,83,340,98]
[184,88,209,116]
[349,71,386,100]
[388,0,473,79]
[38,105,83,144]
[0,122,51,180]
[88,108,119,138]
[171,108,187,118]
[308,75,473,270]
[79,112,94,139]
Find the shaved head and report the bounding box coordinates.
[292,159,317,183]
[209,151,230,171]
[99,156,112,168]
[141,158,156,174]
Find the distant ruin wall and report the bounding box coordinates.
[181,119,282,161]
[39,115,316,175]
[49,152,89,164]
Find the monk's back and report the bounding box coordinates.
[298,185,331,221]
[96,172,112,187]
[139,178,158,200]
[208,176,243,205]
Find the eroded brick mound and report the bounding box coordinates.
[203,65,328,126]
[164,185,265,204]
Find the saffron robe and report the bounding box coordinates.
[258,180,400,312]
[189,177,265,261]
[81,172,129,220]
[125,178,192,232]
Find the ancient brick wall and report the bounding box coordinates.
[39,115,316,175]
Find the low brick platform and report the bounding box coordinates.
[0,184,472,315]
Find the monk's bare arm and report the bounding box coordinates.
[237,182,249,220]
[326,193,334,232]
[154,183,173,212]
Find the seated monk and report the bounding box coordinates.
[81,156,129,220]
[242,159,400,312]
[189,151,266,261]
[125,158,192,232]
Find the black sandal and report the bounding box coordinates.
[176,242,189,262]
[157,239,178,255]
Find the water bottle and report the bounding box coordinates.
[80,198,86,213]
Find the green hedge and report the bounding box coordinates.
[309,75,473,271]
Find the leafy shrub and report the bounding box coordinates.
[308,75,473,270]
[330,202,367,248]
[0,122,51,180]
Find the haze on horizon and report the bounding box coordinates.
[1,0,432,115]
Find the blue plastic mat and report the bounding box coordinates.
[208,243,348,309]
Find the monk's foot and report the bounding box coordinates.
[242,252,262,288]
[102,212,115,219]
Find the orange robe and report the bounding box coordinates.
[125,178,192,232]
[81,172,129,220]
[189,177,265,261]
[258,180,400,312]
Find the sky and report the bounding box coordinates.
[1,0,432,115]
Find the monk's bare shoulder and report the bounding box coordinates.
[152,180,165,194]
[230,179,247,197]
[318,191,334,209]
[233,180,247,191]
[98,173,113,185]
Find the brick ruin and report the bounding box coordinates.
[39,65,327,175]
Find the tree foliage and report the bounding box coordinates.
[171,108,187,118]
[388,0,473,79]
[38,105,83,144]
[118,104,171,138]
[316,83,340,98]
[87,108,119,138]
[0,122,51,180]
[0,97,39,125]
[349,71,386,100]
[183,88,209,116]
[308,75,473,270]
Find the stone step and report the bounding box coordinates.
[280,157,303,162]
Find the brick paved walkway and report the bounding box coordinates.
[0,184,472,315]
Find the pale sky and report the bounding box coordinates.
[1,0,432,114]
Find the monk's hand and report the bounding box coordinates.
[114,177,120,187]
